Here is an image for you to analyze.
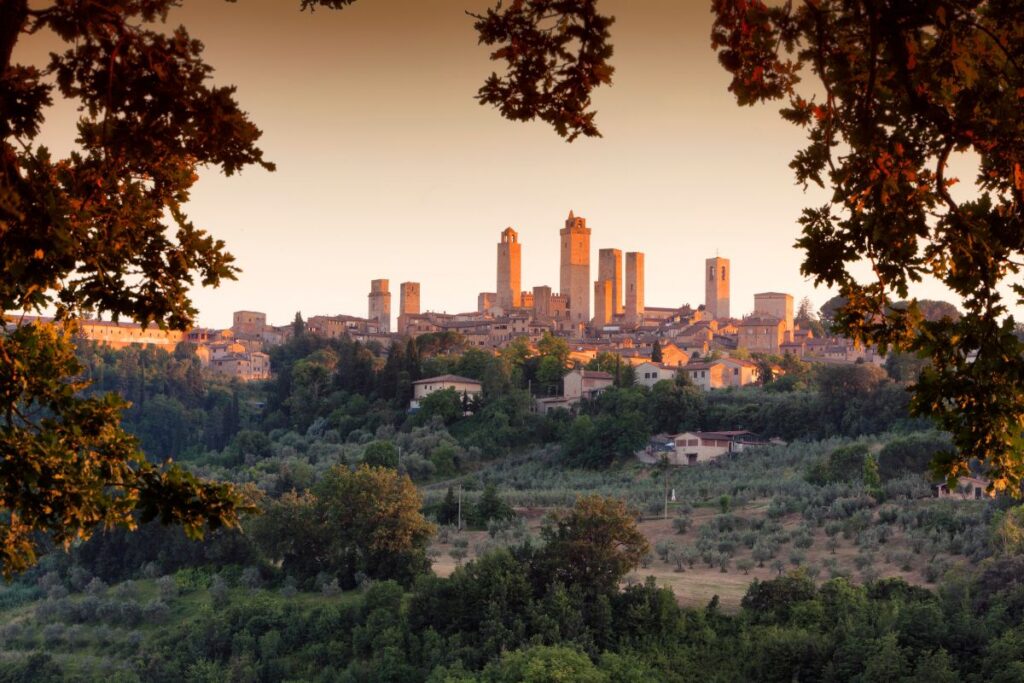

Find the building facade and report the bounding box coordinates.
[754,292,794,339]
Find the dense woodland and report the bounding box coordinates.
[1,332,1022,681]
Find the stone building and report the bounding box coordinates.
[625,252,645,325]
[634,361,679,388]
[232,311,266,339]
[705,256,731,320]
[368,279,391,333]
[532,286,569,324]
[307,314,382,338]
[560,211,591,326]
[208,350,271,382]
[410,374,483,409]
[754,292,794,340]
[496,227,522,313]
[477,292,497,314]
[67,318,185,351]
[598,248,623,315]
[737,316,788,353]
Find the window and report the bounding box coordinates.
[721,266,726,280]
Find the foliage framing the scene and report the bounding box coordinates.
[707,0,1024,492]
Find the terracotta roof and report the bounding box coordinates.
[412,374,482,386]
[579,370,614,380]
[684,362,719,371]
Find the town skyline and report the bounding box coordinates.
[15,0,976,329]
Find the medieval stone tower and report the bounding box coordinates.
[496,227,522,313]
[368,278,391,332]
[592,280,613,328]
[625,252,645,325]
[598,248,623,316]
[397,282,420,335]
[705,256,730,320]
[560,211,591,325]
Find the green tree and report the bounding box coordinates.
[538,495,649,595]
[363,441,399,469]
[417,388,463,425]
[650,340,663,363]
[795,296,825,337]
[863,453,882,495]
[252,465,434,588]
[438,486,460,526]
[482,645,608,683]
[474,483,513,525]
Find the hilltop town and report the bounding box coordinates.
[27,210,883,388]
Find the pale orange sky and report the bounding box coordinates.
[22,0,970,328]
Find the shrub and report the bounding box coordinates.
[673,516,692,534]
[209,576,230,609]
[655,540,675,563]
[143,600,170,624]
[157,575,178,602]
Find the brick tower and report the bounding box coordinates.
[497,227,522,313]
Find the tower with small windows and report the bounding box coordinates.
[705,256,730,320]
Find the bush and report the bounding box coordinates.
[157,575,178,602]
[673,516,692,534]
[209,576,230,609]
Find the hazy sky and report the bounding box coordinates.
[24,0,966,328]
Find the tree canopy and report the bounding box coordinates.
[708,1,1024,491]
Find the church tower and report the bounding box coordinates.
[705,256,730,320]
[560,211,591,325]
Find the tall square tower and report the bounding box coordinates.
[368,278,391,333]
[705,257,730,320]
[497,227,522,312]
[398,282,420,335]
[560,211,591,325]
[598,248,623,316]
[592,279,613,328]
[625,252,645,324]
